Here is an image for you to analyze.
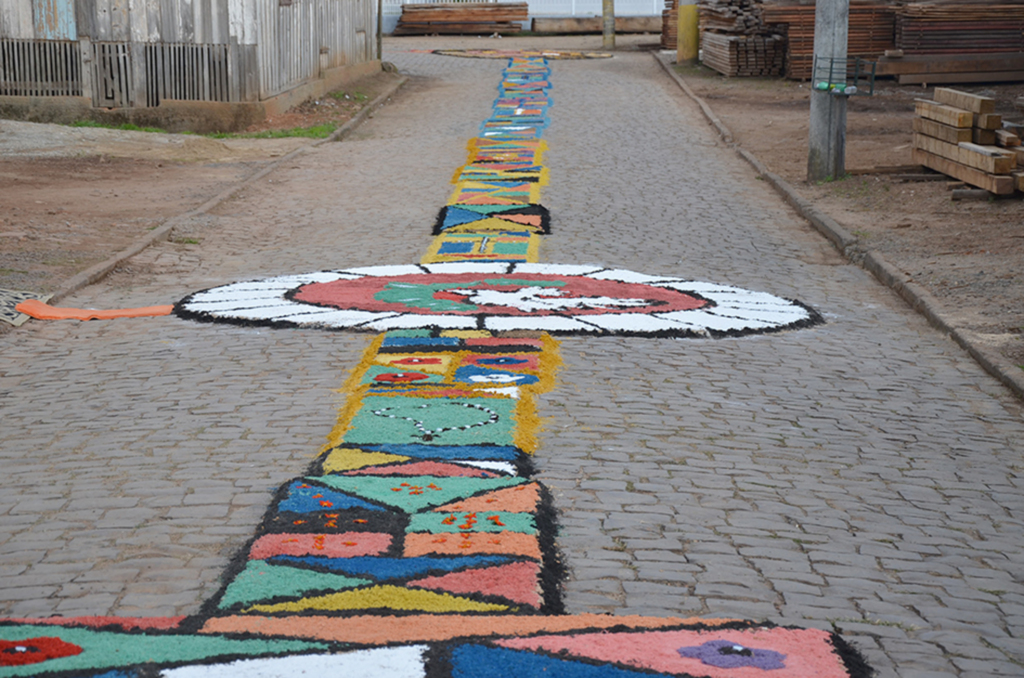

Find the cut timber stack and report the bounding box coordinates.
[394,3,528,35]
[662,0,678,50]
[762,1,897,80]
[897,3,1024,55]
[699,0,763,34]
[882,3,1024,84]
[700,32,786,76]
[698,0,785,76]
[911,87,1021,195]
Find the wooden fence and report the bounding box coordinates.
[0,0,376,107]
[0,38,81,96]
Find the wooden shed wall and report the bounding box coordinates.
[1,0,376,105]
[0,1,39,39]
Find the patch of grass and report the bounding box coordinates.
[72,120,169,134]
[331,89,368,102]
[815,173,852,186]
[207,123,337,140]
[672,62,719,80]
[174,237,201,245]
[979,589,1007,597]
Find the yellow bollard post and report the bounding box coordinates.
[676,1,699,65]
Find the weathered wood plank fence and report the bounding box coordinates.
[0,0,375,108]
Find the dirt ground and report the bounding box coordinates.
[678,63,1024,372]
[0,71,401,304]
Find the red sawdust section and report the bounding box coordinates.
[249,532,391,560]
[199,613,730,645]
[16,299,173,320]
[408,561,543,607]
[434,483,541,513]
[0,616,185,631]
[404,531,541,559]
[496,627,849,678]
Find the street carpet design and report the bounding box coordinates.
[432,49,613,60]
[0,290,51,327]
[1,53,868,678]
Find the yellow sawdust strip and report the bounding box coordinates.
[243,585,510,614]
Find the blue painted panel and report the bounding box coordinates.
[33,0,76,39]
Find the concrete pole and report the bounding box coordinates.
[676,0,699,65]
[377,0,383,63]
[602,0,615,50]
[807,0,849,182]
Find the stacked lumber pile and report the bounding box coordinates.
[876,53,1024,85]
[911,88,1023,195]
[878,3,1024,84]
[762,2,896,80]
[662,0,678,50]
[897,3,1024,55]
[699,0,763,34]
[394,3,528,35]
[698,0,785,76]
[700,32,786,76]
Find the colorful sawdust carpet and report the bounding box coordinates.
[1,52,868,678]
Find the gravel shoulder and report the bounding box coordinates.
[0,70,402,329]
[671,59,1024,381]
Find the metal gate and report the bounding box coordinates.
[92,41,132,107]
[0,38,81,96]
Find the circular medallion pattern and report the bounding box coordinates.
[175,263,820,337]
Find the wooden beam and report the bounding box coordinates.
[911,148,1015,194]
[1014,171,1024,192]
[915,100,972,128]
[875,53,1024,77]
[996,129,1022,147]
[972,128,996,145]
[933,87,996,114]
[913,117,971,144]
[973,113,1002,130]
[913,134,1015,174]
[959,141,1017,171]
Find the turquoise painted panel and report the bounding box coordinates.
[32,0,76,39]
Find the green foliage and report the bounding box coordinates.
[71,120,169,134]
[331,89,368,102]
[207,123,337,140]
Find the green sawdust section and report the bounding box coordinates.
[313,475,527,513]
[218,561,372,609]
[323,334,561,456]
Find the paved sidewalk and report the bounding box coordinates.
[2,37,1023,678]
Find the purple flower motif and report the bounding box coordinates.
[677,639,787,670]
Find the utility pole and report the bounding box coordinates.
[807,0,849,182]
[603,0,615,50]
[676,0,699,65]
[377,0,383,64]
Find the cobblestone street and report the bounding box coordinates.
[2,37,1023,677]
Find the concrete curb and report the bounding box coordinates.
[45,74,409,308]
[654,52,1024,401]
